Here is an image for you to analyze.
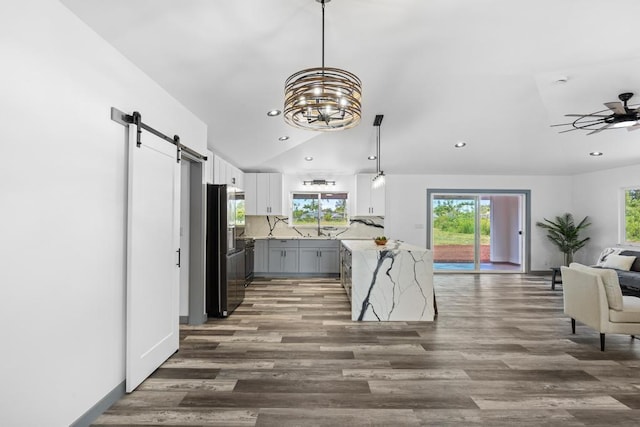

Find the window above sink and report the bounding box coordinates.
[291,192,349,227]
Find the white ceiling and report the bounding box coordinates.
[61,0,640,176]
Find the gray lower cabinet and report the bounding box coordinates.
[254,239,268,273]
[299,240,339,274]
[267,239,299,273]
[254,238,340,275]
[299,248,321,272]
[318,248,339,273]
[268,248,298,272]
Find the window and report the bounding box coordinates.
[623,188,640,244]
[292,192,348,227]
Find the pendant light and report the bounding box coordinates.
[372,114,385,188]
[284,0,362,131]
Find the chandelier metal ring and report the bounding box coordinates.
[283,0,362,131]
[284,67,362,131]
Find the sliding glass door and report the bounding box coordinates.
[432,195,477,270]
[428,190,529,273]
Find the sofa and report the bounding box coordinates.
[594,247,640,296]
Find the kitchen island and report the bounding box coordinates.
[341,240,435,322]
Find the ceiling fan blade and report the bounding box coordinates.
[564,114,610,117]
[557,127,580,134]
[604,102,625,114]
[586,122,614,135]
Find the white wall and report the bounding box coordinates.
[489,196,521,264]
[0,1,207,425]
[571,163,640,264]
[384,174,573,270]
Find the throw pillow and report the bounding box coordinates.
[602,254,636,271]
[620,250,640,272]
[596,247,621,266]
[569,262,624,310]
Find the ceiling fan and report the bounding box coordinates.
[552,92,640,135]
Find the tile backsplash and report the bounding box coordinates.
[245,215,384,239]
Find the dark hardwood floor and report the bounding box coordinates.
[93,274,640,426]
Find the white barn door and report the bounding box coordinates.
[126,128,180,392]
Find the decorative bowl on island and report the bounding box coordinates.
[374,236,388,246]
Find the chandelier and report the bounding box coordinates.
[284,0,362,131]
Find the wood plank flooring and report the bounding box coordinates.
[93,274,640,426]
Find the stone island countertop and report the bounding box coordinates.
[340,239,435,322]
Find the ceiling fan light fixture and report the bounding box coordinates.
[611,120,638,128]
[283,0,362,131]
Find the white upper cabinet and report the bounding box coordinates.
[355,174,385,216]
[226,164,244,189]
[245,172,283,216]
[204,149,214,184]
[244,173,258,215]
[212,154,244,189]
[213,155,225,185]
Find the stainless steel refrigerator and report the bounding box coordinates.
[206,184,245,317]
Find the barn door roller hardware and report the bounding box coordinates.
[111,107,207,163]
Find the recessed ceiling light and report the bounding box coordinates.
[454,142,467,148]
[278,136,290,141]
[590,151,603,156]
[304,156,313,161]
[555,76,569,84]
[267,109,281,117]
[368,155,377,160]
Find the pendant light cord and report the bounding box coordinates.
[321,0,325,71]
[376,125,381,173]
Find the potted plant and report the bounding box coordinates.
[536,213,591,266]
[374,236,388,246]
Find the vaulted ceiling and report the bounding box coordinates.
[62,0,640,176]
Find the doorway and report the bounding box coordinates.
[426,189,530,273]
[179,155,207,325]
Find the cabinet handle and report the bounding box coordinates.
[176,248,181,267]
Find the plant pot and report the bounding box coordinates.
[564,252,573,266]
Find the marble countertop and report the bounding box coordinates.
[341,239,428,253]
[248,236,373,241]
[249,236,337,240]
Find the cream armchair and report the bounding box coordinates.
[561,263,640,351]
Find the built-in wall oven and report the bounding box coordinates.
[244,238,255,286]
